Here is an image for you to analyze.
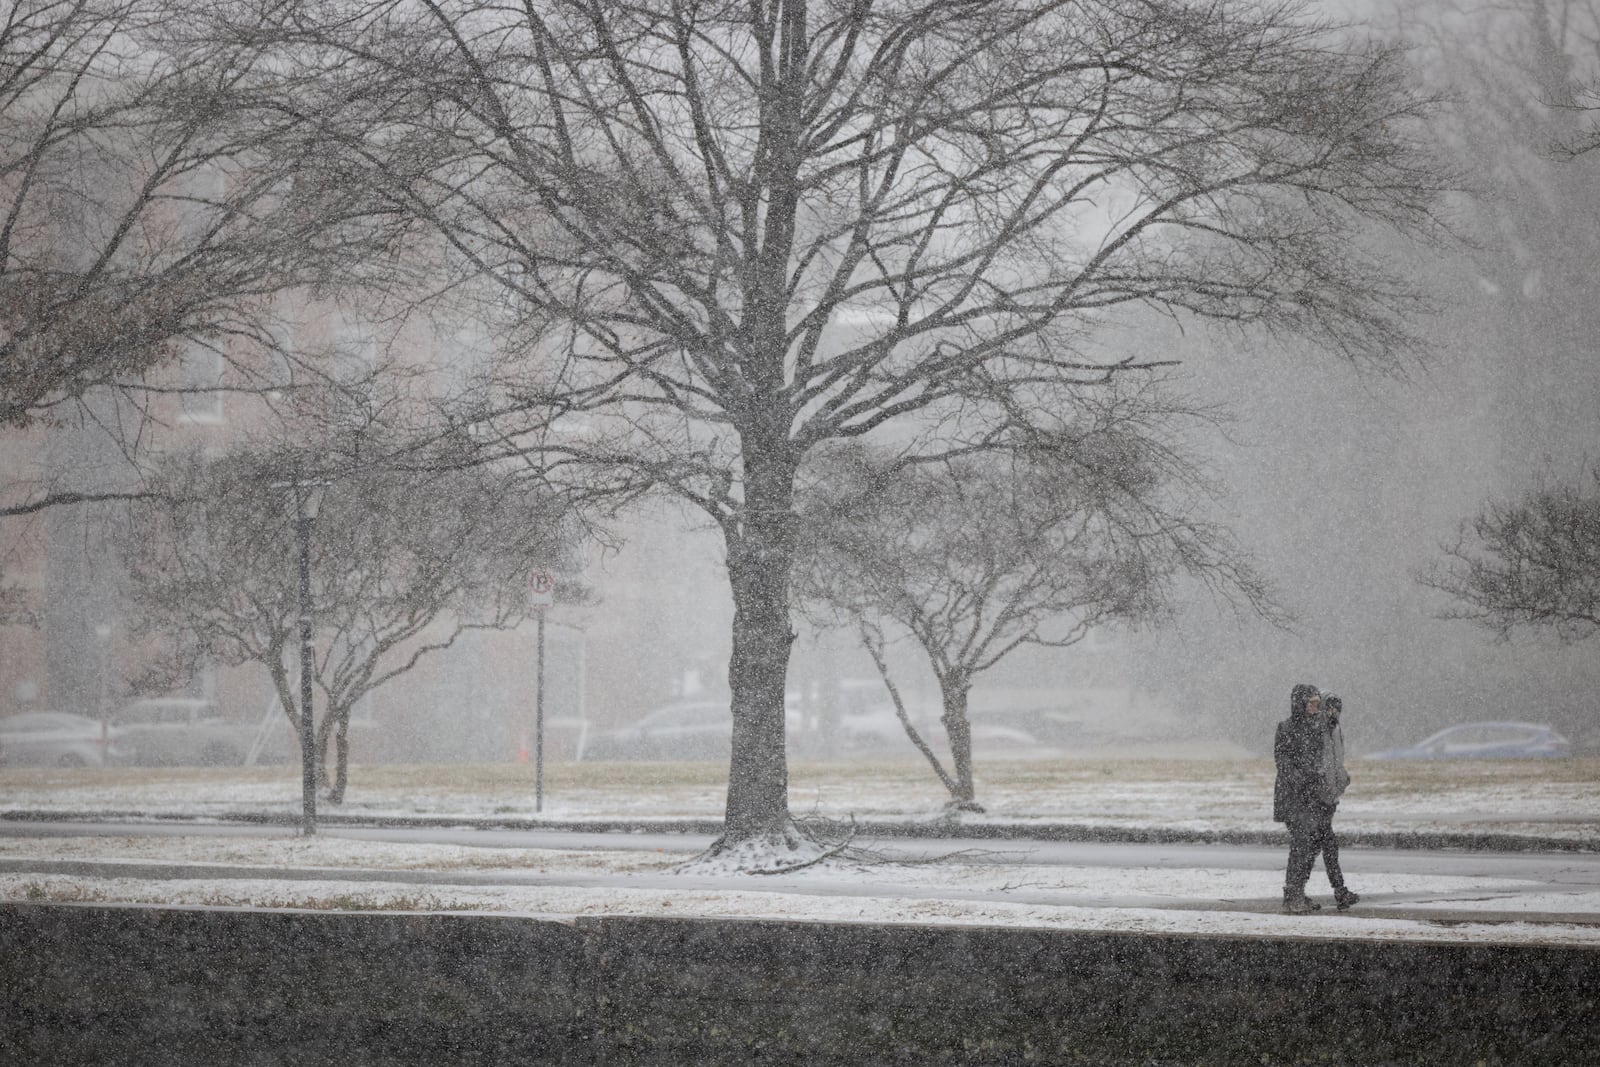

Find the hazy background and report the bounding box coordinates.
[595,0,1600,758]
[4,0,1597,763]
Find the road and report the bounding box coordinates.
[3,819,1598,925]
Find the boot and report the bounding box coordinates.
[1282,889,1321,915]
[1333,887,1360,910]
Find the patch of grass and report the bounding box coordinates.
[1345,757,1600,795]
[0,764,304,789]
[201,891,476,912]
[12,881,110,903]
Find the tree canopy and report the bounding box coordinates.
[119,425,573,802]
[0,0,401,432]
[795,397,1273,807]
[158,0,1450,865]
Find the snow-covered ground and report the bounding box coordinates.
[6,752,1599,837]
[3,756,1598,947]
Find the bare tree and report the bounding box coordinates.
[221,0,1447,865]
[118,429,572,803]
[1524,0,1600,158]
[795,403,1273,810]
[1421,471,1600,644]
[1398,2,1600,642]
[0,0,399,436]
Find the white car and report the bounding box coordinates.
[1366,721,1572,760]
[579,700,804,761]
[111,698,256,766]
[0,711,127,768]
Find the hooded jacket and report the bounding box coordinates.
[1273,685,1330,823]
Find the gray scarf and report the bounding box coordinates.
[1323,719,1350,801]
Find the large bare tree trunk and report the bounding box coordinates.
[716,445,799,847]
[714,5,807,850]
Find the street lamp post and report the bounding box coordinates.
[93,624,112,751]
[293,480,325,836]
[528,570,556,814]
[535,603,546,813]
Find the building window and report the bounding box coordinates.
[267,324,296,398]
[177,342,225,423]
[182,662,217,701]
[335,315,376,384]
[180,164,226,243]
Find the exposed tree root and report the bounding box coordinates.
[674,810,1033,874]
[674,816,856,875]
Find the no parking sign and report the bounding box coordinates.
[528,569,556,610]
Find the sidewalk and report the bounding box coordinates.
[3,817,1599,946]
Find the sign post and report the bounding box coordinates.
[528,570,555,813]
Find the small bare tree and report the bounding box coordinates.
[215,0,1448,866]
[119,430,572,802]
[1398,2,1600,644]
[1420,470,1600,644]
[796,410,1272,810]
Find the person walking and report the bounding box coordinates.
[1274,683,1329,914]
[1318,694,1359,909]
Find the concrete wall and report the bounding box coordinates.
[3,904,1597,1065]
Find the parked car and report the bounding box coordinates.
[832,706,916,753]
[786,679,950,756]
[967,721,1045,751]
[1365,721,1572,760]
[579,700,802,761]
[0,711,127,768]
[968,706,1083,746]
[110,698,256,766]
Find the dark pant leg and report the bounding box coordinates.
[1317,805,1345,890]
[1285,817,1318,891]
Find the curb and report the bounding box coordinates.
[3,809,1594,853]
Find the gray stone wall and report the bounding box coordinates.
[3,904,1597,1065]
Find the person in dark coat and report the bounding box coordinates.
[1274,683,1330,913]
[1318,695,1358,910]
